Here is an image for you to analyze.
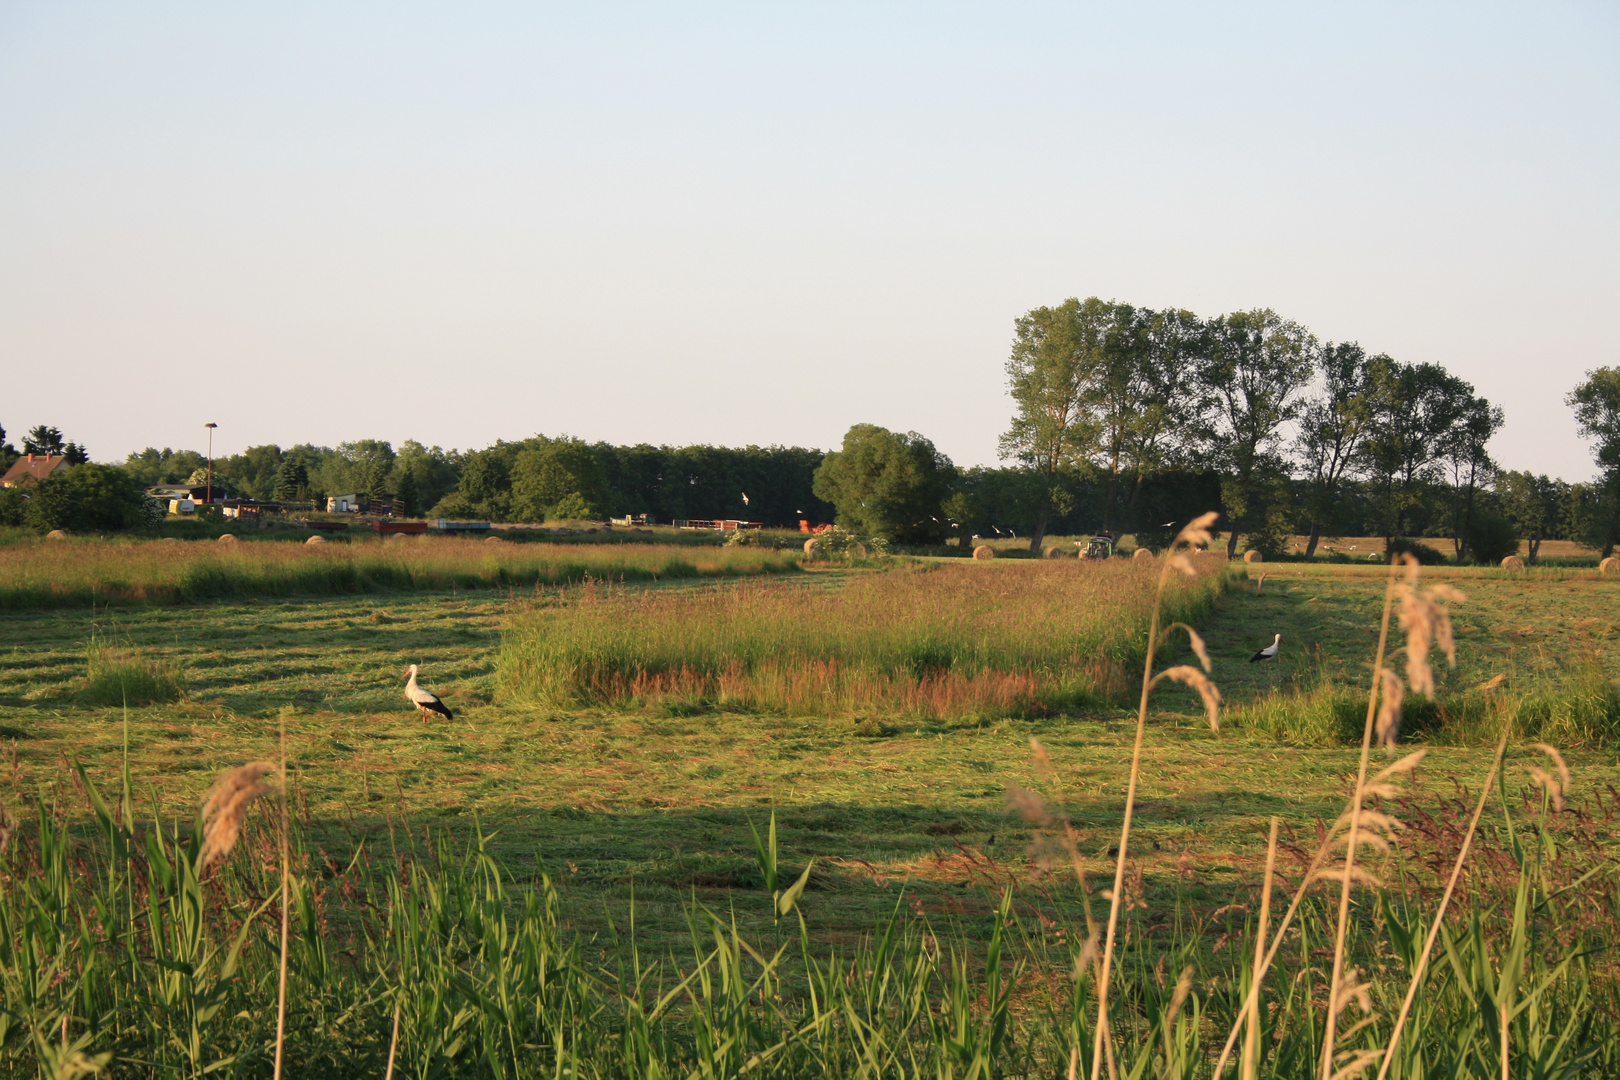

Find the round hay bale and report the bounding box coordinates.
[1242,549,1263,563]
[1132,547,1155,560]
[1599,556,1619,575]
[216,533,238,543]
[851,543,868,558]
[160,536,180,543]
[1500,555,1526,572]
[972,544,995,560]
[802,538,822,558]
[45,529,67,541]
[485,535,506,544]
[305,535,327,545]
[1043,545,1065,559]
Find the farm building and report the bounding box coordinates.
[0,453,69,488]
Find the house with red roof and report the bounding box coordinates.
[1,453,69,488]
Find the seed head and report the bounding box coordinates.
[199,761,280,871]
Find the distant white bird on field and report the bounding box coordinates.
[741,492,750,506]
[403,664,453,722]
[1249,635,1281,664]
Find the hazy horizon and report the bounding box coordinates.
[2,3,1616,480]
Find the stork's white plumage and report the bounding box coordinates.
[403,664,453,722]
[1249,634,1281,663]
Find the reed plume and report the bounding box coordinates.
[198,761,279,871]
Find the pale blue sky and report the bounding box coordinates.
[2,3,1615,478]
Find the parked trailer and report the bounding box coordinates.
[372,520,429,535]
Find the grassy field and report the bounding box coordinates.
[2,553,1618,1074]
[497,558,1227,721]
[0,533,800,610]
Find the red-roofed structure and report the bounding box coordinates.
[1,453,69,488]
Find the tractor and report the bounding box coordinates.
[1078,535,1115,560]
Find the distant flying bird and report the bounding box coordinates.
[1162,521,1176,528]
[1249,635,1281,664]
[741,492,750,506]
[404,664,453,722]
[796,509,804,515]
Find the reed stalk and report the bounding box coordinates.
[1374,726,1509,1080]
[1319,558,1401,1080]
[1242,816,1279,1080]
[273,709,290,1079]
[1089,512,1217,1080]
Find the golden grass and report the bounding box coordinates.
[0,535,800,609]
[497,558,1228,721]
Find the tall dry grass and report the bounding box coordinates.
[496,558,1229,721]
[0,535,800,609]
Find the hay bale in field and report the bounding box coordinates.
[1600,557,1619,575]
[1500,555,1526,571]
[1132,547,1154,560]
[217,533,238,543]
[485,535,506,544]
[45,529,67,540]
[160,537,180,544]
[1043,546,1065,559]
[1242,549,1263,563]
[972,545,995,560]
[803,538,822,558]
[304,535,326,545]
[851,543,867,558]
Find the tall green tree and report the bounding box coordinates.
[274,454,311,502]
[1567,366,1620,556]
[1000,298,1110,552]
[813,424,955,543]
[123,447,208,486]
[0,421,17,470]
[1359,359,1475,550]
[1199,309,1316,556]
[1293,342,1375,557]
[1443,395,1504,562]
[219,444,283,499]
[390,441,461,512]
[510,439,612,522]
[1090,305,1205,534]
[22,425,88,464]
[1497,471,1565,563]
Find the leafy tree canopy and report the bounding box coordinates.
[23,464,154,533]
[813,424,956,543]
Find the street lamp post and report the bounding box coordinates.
[205,423,218,507]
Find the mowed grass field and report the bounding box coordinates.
[3,549,1616,950]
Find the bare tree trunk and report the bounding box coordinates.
[1304,520,1322,558]
[1226,529,1241,558]
[1029,503,1051,555]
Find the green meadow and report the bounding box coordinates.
[1,538,1618,1076]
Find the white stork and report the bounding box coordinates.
[403,664,454,722]
[1249,634,1281,664]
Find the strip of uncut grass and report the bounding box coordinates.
[497,557,1228,721]
[0,535,800,609]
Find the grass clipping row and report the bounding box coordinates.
[0,535,801,609]
[497,558,1227,721]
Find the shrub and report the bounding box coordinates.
[23,464,154,533]
[1464,508,1518,564]
[1387,536,1447,565]
[0,486,25,527]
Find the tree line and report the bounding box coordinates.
[3,302,1617,558]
